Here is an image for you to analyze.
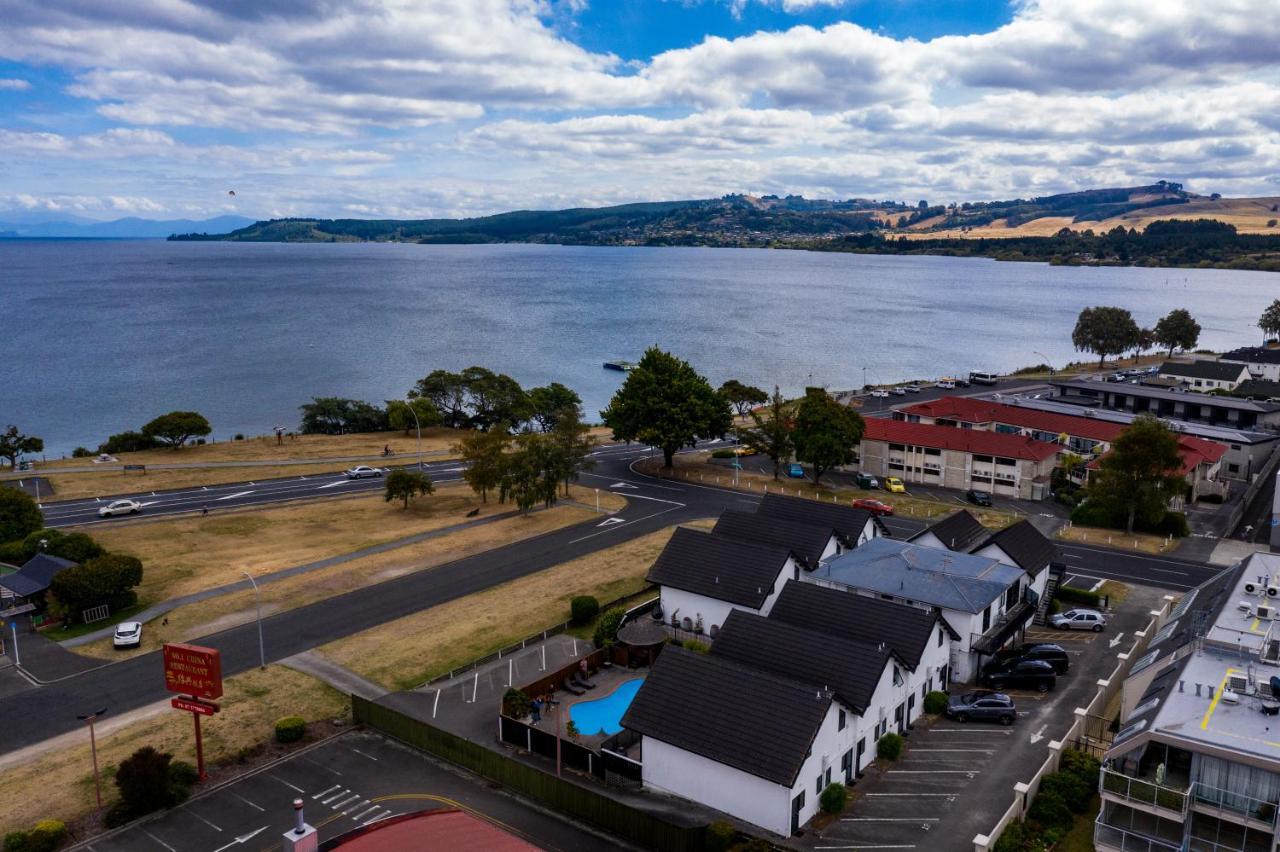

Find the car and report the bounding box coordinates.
[1052,608,1107,632]
[902,385,921,393]
[954,377,971,387]
[869,389,890,398]
[98,499,142,518]
[854,473,879,489]
[965,489,993,507]
[112,621,142,648]
[884,477,906,493]
[787,463,805,478]
[987,643,1071,675]
[852,498,894,516]
[345,465,384,479]
[733,446,758,457]
[891,387,907,396]
[946,691,1017,725]
[936,380,956,389]
[982,659,1057,693]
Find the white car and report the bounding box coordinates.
[113,621,142,648]
[98,499,142,518]
[902,385,921,393]
[891,387,908,396]
[1051,608,1107,632]
[937,380,956,389]
[869,389,889,398]
[345,465,384,479]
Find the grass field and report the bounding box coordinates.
[0,665,345,836]
[319,521,711,691]
[1056,524,1170,554]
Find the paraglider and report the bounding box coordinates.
[227,190,236,197]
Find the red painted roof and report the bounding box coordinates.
[862,418,1061,461]
[334,809,539,851]
[1086,434,1228,475]
[899,397,1125,442]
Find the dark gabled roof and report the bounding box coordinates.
[1222,346,1280,366]
[769,581,958,670]
[646,527,792,610]
[1146,561,1242,658]
[1159,360,1250,382]
[712,609,895,714]
[1234,379,1280,400]
[756,492,883,541]
[911,510,987,551]
[621,646,832,786]
[974,520,1057,577]
[713,510,840,567]
[0,553,77,597]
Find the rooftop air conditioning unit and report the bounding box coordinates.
[1268,585,1280,599]
[1240,601,1256,613]
[1228,673,1252,695]
[1221,689,1241,705]
[1245,581,1263,595]
[1258,605,1276,620]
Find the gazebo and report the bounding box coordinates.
[616,618,667,668]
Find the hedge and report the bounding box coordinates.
[2,821,66,852]
[710,449,736,459]
[274,715,306,744]
[1055,586,1101,607]
[877,732,904,761]
[1070,501,1188,537]
[820,782,848,814]
[922,690,949,715]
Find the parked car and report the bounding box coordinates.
[113,621,143,648]
[884,477,906,493]
[891,387,908,396]
[733,446,758,457]
[936,380,956,389]
[965,489,993,507]
[946,692,1017,725]
[902,385,921,394]
[954,377,971,387]
[854,473,879,489]
[1051,608,1107,632]
[98,498,142,518]
[983,659,1056,693]
[787,463,804,478]
[987,643,1071,675]
[869,389,890,398]
[852,498,894,516]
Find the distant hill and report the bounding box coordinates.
[0,215,256,239]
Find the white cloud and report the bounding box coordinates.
[0,77,30,89]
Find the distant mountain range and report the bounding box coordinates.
[0,215,256,239]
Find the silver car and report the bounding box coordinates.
[98,498,142,517]
[1051,608,1107,632]
[345,465,384,479]
[113,621,142,648]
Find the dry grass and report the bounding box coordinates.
[75,503,597,659]
[1055,525,1170,554]
[320,523,700,690]
[0,665,346,835]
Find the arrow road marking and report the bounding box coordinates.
[609,482,638,489]
[317,479,355,489]
[1030,725,1047,744]
[212,826,267,852]
[216,490,255,501]
[1110,632,1126,648]
[597,517,626,527]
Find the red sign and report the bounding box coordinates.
[163,643,223,700]
[171,696,219,716]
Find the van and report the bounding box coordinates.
[969,371,998,386]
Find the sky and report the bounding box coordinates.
[1,0,1279,222]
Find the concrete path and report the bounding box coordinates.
[281,650,389,701]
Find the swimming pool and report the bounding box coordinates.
[569,678,645,736]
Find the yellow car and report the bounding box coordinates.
[884,477,906,493]
[732,445,758,457]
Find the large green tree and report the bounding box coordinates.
[1088,415,1186,534]
[528,383,582,432]
[411,370,468,428]
[0,425,43,470]
[549,405,595,495]
[0,488,43,544]
[384,469,434,509]
[49,553,144,622]
[21,528,104,563]
[1072,306,1140,368]
[453,427,510,503]
[499,432,561,512]
[299,398,387,435]
[718,380,768,419]
[1260,299,1280,342]
[141,411,212,449]
[1153,308,1201,357]
[792,388,864,485]
[740,386,795,480]
[462,367,531,431]
[385,398,439,435]
[600,347,731,468]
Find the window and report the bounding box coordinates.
[982,606,991,632]
[1228,463,1240,474]
[892,666,903,687]
[921,683,928,700]
[1231,443,1241,451]
[838,709,846,731]
[817,775,823,795]
[937,627,944,647]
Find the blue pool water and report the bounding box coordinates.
[570,678,645,736]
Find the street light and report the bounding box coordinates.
[77,707,108,811]
[1033,351,1055,376]
[241,571,265,669]
[404,398,423,471]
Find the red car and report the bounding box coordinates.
[852,498,894,517]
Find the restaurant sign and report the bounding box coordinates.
[162,643,223,700]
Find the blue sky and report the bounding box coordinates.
[1,0,1277,221]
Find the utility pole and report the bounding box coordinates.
[77,707,108,812]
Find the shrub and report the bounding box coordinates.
[98,430,156,454]
[592,607,626,648]
[274,715,306,743]
[115,746,179,819]
[1027,790,1073,832]
[103,801,134,829]
[502,687,531,718]
[877,732,904,761]
[1070,501,1188,537]
[1038,771,1091,813]
[72,446,92,458]
[27,820,66,852]
[0,540,25,565]
[820,782,847,814]
[1055,586,1100,607]
[566,720,580,739]
[923,690,949,715]
[234,434,245,441]
[711,449,736,459]
[991,819,1027,852]
[683,640,710,654]
[168,760,198,789]
[3,831,30,852]
[705,820,736,852]
[570,595,600,625]
[1059,748,1101,785]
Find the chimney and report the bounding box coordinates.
[281,798,317,852]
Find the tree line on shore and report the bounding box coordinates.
[1070,298,1280,367]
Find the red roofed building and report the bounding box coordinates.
[859,418,1060,500]
[1086,433,1228,501]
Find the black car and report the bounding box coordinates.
[982,659,1057,693]
[965,489,993,507]
[946,692,1017,725]
[985,643,1070,675]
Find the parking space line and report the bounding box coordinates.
[232,792,265,812]
[842,817,940,822]
[350,748,378,762]
[814,846,916,850]
[887,770,977,774]
[141,829,177,851]
[183,808,222,832]
[331,793,362,809]
[312,783,343,799]
[268,774,305,794]
[864,793,957,797]
[299,755,341,776]
[321,788,351,805]
[341,798,371,815]
[350,805,382,822]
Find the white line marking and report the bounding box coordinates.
[312,784,343,799]
[321,789,350,805]
[331,794,362,809]
[864,793,957,797]
[350,805,382,822]
[141,829,177,851]
[350,748,378,762]
[341,798,371,815]
[269,775,305,794]
[842,818,940,822]
[317,479,355,489]
[814,846,917,850]
[611,492,685,505]
[361,810,394,826]
[184,808,222,831]
[887,770,978,774]
[216,490,255,501]
[232,792,265,812]
[908,749,994,753]
[211,826,268,852]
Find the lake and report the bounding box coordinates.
[2,239,1276,455]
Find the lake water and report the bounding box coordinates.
[2,239,1276,455]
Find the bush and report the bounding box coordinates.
[992,819,1028,852]
[593,607,626,648]
[877,732,904,761]
[98,430,156,454]
[0,488,43,545]
[820,782,848,814]
[115,746,179,819]
[1059,748,1101,785]
[234,434,245,441]
[711,449,736,459]
[1055,586,1100,607]
[274,715,306,743]
[1070,501,1188,537]
[103,801,134,829]
[3,831,30,852]
[683,640,710,654]
[72,446,92,458]
[502,687,531,718]
[570,595,600,625]
[26,820,66,852]
[1038,771,1091,813]
[705,820,736,852]
[1027,790,1073,832]
[169,760,198,789]
[0,539,25,565]
[923,690,949,715]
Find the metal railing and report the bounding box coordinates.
[1192,782,1280,828]
[1100,767,1190,815]
[1094,818,1183,852]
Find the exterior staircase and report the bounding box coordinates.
[1034,571,1061,626]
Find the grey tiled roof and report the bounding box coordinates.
[646,527,792,609]
[622,645,833,786]
[0,553,77,597]
[713,510,839,567]
[756,492,882,541]
[911,510,987,551]
[974,520,1057,577]
[1159,360,1249,382]
[1222,346,1280,365]
[712,609,894,714]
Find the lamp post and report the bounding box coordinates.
[77,707,108,811]
[1033,351,1054,375]
[241,571,265,669]
[404,398,423,472]
[862,366,868,390]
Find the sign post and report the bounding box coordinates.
[163,643,223,780]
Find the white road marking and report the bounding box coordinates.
[331,794,362,809]
[842,818,940,822]
[321,788,351,804]
[361,810,395,826]
[886,770,978,774]
[141,829,177,851]
[610,492,684,505]
[350,748,378,762]
[908,748,993,753]
[312,784,343,800]
[317,479,355,489]
[269,774,305,794]
[211,826,267,852]
[341,798,371,815]
[1110,633,1126,648]
[184,808,222,831]
[1030,725,1048,744]
[350,805,383,822]
[232,792,265,812]
[596,517,625,527]
[216,490,255,501]
[864,793,957,797]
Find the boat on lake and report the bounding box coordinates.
[603,360,637,372]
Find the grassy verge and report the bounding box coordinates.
[319,522,705,691]
[1056,524,1170,554]
[44,601,151,641]
[0,665,345,836]
[1057,794,1101,852]
[74,503,597,660]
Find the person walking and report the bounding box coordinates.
[201,504,209,517]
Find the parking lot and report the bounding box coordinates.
[800,584,1165,852]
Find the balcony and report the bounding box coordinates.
[1095,804,1183,852]
[1100,767,1190,819]
[1099,767,1280,835]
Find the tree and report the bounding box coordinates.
[453,427,510,503]
[0,488,43,544]
[1132,327,1155,361]
[600,347,731,468]
[739,386,794,480]
[1072,306,1140,368]
[21,529,103,563]
[48,553,144,622]
[1260,299,1280,342]
[114,747,181,817]
[792,388,864,485]
[140,411,211,449]
[1088,415,1186,534]
[498,432,560,512]
[384,469,434,509]
[549,405,595,495]
[0,425,43,470]
[299,398,387,435]
[385,398,439,435]
[527,383,582,432]
[462,367,530,431]
[718,380,768,419]
[98,431,156,455]
[411,370,468,428]
[1153,308,1201,357]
